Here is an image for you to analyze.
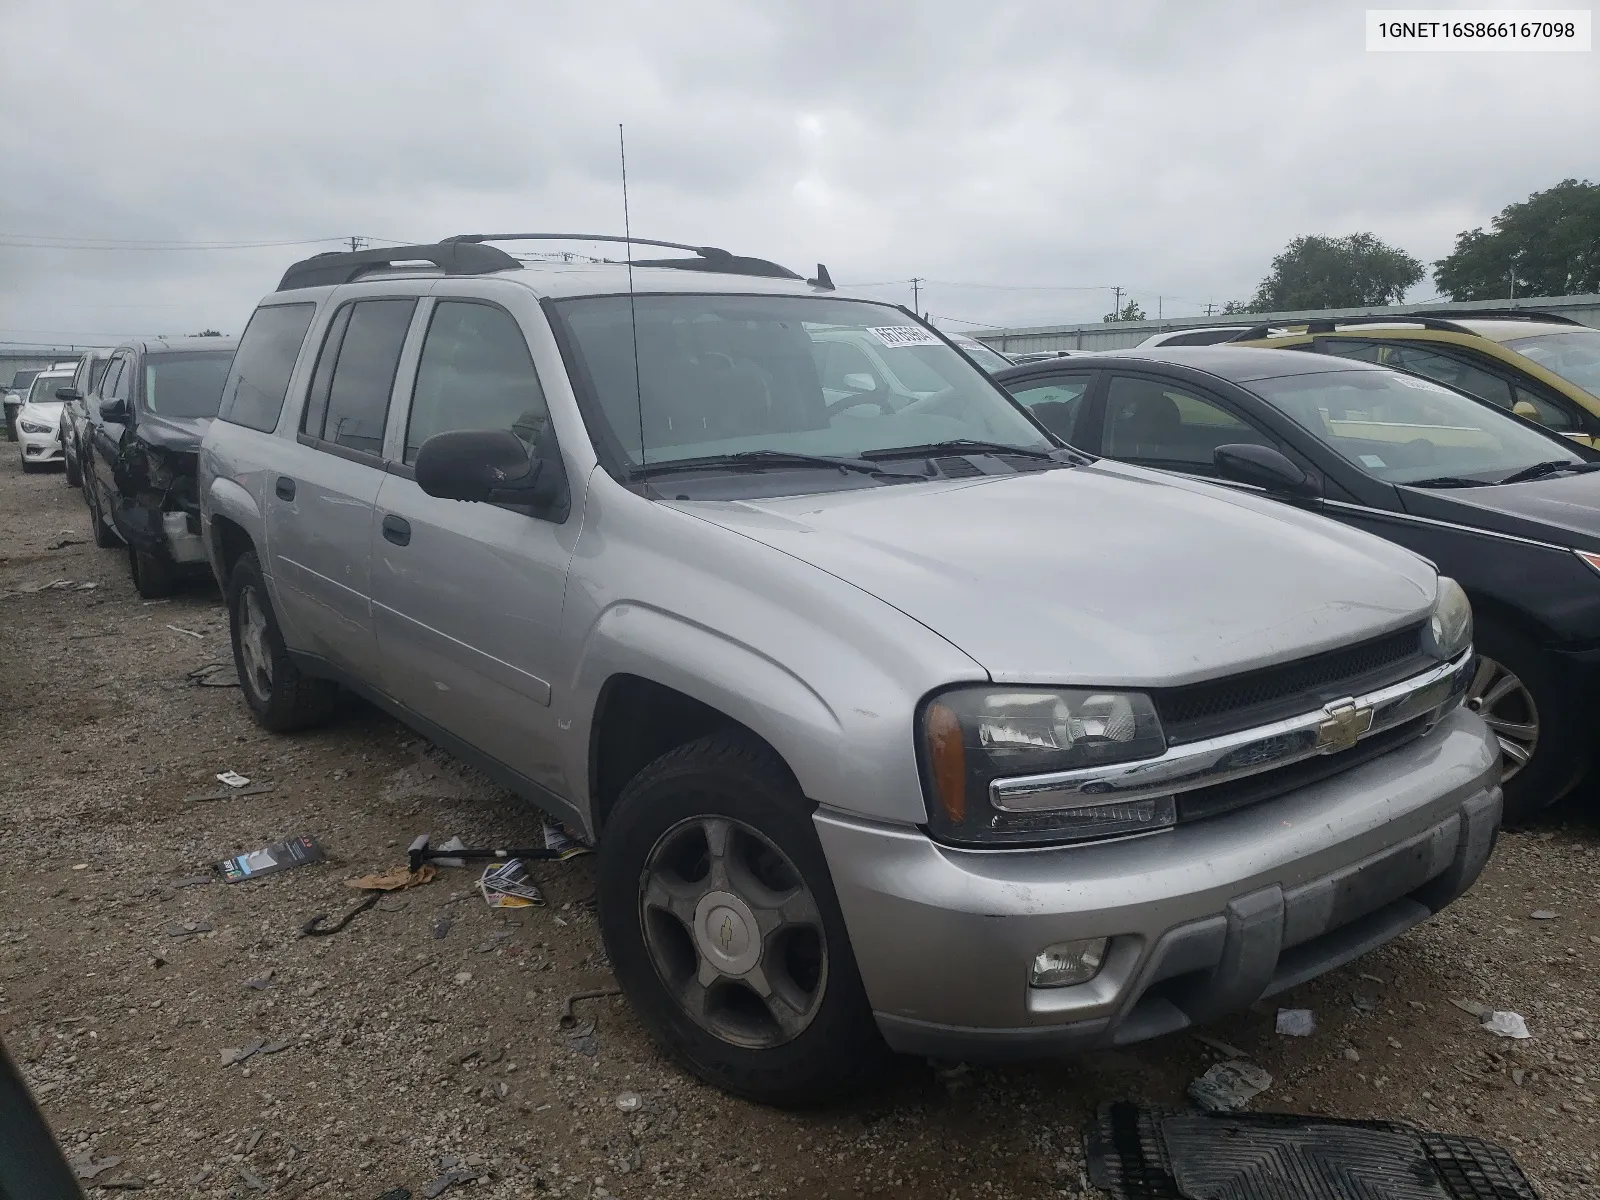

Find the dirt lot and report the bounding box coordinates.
[1,451,1597,1200]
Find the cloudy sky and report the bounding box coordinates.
[2,0,1596,349]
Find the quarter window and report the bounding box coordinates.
[1104,375,1273,471]
[307,299,416,456]
[108,355,132,403]
[1006,376,1091,443]
[404,301,550,464]
[98,356,126,403]
[221,303,317,433]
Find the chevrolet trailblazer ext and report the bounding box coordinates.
[200,235,1500,1104]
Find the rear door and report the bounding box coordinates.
[264,290,423,677]
[1001,370,1100,446]
[371,290,580,797]
[86,352,133,520]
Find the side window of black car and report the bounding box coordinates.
[96,357,125,406]
[108,355,132,403]
[1104,374,1273,474]
[1005,375,1092,443]
[302,299,416,457]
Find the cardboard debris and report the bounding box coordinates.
[347,865,438,892]
[217,835,325,883]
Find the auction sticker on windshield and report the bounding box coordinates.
[867,326,943,349]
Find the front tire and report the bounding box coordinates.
[128,542,175,599]
[597,731,886,1106]
[226,550,337,732]
[86,482,119,548]
[1468,616,1587,823]
[64,441,81,487]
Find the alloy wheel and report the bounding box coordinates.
[237,585,275,700]
[639,815,827,1050]
[1466,654,1539,779]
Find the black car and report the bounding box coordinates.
[57,349,112,487]
[83,336,238,598]
[996,346,1600,821]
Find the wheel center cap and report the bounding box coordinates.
[693,890,760,976]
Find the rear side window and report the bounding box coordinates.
[221,304,316,432]
[1007,376,1091,443]
[304,299,415,456]
[404,301,549,464]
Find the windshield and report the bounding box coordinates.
[143,352,234,418]
[956,340,1013,373]
[1252,368,1584,485]
[27,374,71,405]
[552,294,1051,469]
[1505,329,1600,396]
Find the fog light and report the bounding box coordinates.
[1029,937,1108,987]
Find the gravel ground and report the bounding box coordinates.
[2,451,1598,1199]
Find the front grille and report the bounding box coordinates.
[1153,624,1430,745]
[1177,715,1430,825]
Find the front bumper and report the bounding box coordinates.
[18,426,62,463]
[124,502,208,566]
[817,707,1500,1061]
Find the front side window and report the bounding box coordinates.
[1505,329,1600,396]
[97,357,125,403]
[1006,376,1091,443]
[1252,369,1585,485]
[221,303,316,433]
[308,299,416,456]
[1104,375,1272,470]
[405,301,550,464]
[956,341,1013,374]
[550,294,1050,469]
[143,352,235,418]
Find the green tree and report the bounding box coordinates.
[1434,179,1600,301]
[1249,233,1423,311]
[1220,300,1255,316]
[191,329,223,337]
[1102,298,1146,322]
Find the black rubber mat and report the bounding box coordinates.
[1085,1103,1540,1200]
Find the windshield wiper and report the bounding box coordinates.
[632,450,926,481]
[1404,475,1494,489]
[1495,459,1600,485]
[859,439,1065,462]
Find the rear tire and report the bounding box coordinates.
[597,730,886,1106]
[1469,615,1587,823]
[128,542,175,599]
[227,550,337,732]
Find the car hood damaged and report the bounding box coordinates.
[677,462,1438,687]
[134,413,212,453]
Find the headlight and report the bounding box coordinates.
[1424,577,1472,660]
[18,419,50,434]
[920,686,1168,847]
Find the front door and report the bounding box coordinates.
[370,296,581,803]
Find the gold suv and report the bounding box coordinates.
[1233,311,1600,448]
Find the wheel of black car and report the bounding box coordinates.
[128,542,175,599]
[227,550,338,732]
[1468,615,1587,823]
[597,731,886,1106]
[86,482,119,548]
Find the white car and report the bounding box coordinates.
[16,367,74,472]
[1136,326,1256,348]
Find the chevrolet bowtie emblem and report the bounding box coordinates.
[719,915,735,954]
[1316,699,1373,753]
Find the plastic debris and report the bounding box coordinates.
[1530,910,1558,920]
[69,1152,124,1181]
[432,836,467,869]
[215,770,251,788]
[164,919,214,939]
[1275,1008,1316,1037]
[477,859,545,909]
[422,1168,474,1197]
[1482,1011,1532,1039]
[221,1040,267,1067]
[217,835,325,883]
[1186,1060,1272,1112]
[167,624,204,639]
[543,817,594,860]
[243,970,275,991]
[615,1091,643,1112]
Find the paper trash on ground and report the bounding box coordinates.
[543,817,593,860]
[217,835,325,883]
[478,859,545,909]
[1187,1061,1272,1112]
[215,771,251,788]
[1275,1008,1316,1036]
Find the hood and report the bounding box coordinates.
[1401,471,1600,553]
[674,462,1437,686]
[134,412,212,454]
[19,400,62,422]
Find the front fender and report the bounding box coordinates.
[203,474,262,585]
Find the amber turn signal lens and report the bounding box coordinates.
[925,701,966,824]
[1579,550,1600,576]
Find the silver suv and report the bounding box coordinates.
[200,235,1501,1104]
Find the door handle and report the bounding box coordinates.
[275,476,296,501]
[381,514,411,546]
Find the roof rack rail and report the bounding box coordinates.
[1228,308,1584,342]
[444,233,808,282]
[276,242,522,292]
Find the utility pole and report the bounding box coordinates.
[1157,295,1163,322]
[910,278,923,314]
[1204,301,1216,318]
[1111,286,1122,321]
[348,235,368,252]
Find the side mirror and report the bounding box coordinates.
[841,372,878,392]
[55,387,82,402]
[98,398,128,421]
[1512,399,1541,421]
[1213,443,1316,496]
[415,428,563,509]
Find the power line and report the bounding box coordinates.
[0,233,399,251]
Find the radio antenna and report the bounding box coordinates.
[620,123,646,468]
